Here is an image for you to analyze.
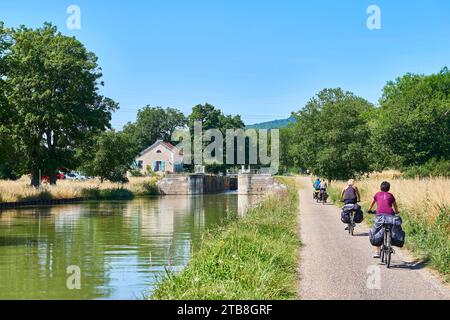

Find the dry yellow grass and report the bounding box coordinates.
[0,177,159,203]
[331,176,450,224]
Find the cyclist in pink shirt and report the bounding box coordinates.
[368,181,399,258]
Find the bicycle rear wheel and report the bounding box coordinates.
[381,231,387,263]
[386,231,392,268]
[349,213,355,236]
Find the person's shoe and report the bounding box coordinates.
[373,253,380,258]
[345,226,349,230]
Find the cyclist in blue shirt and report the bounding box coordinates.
[313,178,320,190]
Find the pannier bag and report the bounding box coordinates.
[340,204,363,224]
[369,227,384,246]
[391,216,405,247]
[341,211,350,224]
[369,215,405,248]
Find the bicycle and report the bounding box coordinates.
[319,189,328,204]
[368,210,398,268]
[342,202,359,236]
[348,210,356,236]
[313,190,319,200]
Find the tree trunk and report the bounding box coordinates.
[30,137,42,187]
[31,170,40,187]
[47,131,58,185]
[50,173,57,185]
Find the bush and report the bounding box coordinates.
[129,168,144,177]
[205,162,226,175]
[17,189,53,202]
[141,181,159,195]
[81,188,134,200]
[403,159,450,178]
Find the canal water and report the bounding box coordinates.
[0,193,260,300]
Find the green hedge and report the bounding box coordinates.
[402,159,450,178]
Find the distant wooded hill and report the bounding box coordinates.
[245,117,296,129]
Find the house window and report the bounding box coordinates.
[156,150,162,153]
[137,161,143,169]
[152,161,165,172]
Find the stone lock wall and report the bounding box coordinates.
[158,173,284,195]
[158,174,237,195]
[237,174,286,195]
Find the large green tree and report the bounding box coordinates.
[372,68,450,168]
[286,88,374,180]
[187,103,244,172]
[188,103,244,131]
[2,23,116,186]
[122,106,186,154]
[80,130,136,183]
[188,103,223,131]
[0,22,17,179]
[279,125,299,173]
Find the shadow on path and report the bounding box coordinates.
[389,259,428,271]
[353,232,369,237]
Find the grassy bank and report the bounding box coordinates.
[327,174,450,281]
[0,177,159,203]
[152,177,300,300]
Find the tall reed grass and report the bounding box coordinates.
[0,177,159,203]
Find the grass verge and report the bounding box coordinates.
[151,177,300,300]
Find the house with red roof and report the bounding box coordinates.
[135,140,184,175]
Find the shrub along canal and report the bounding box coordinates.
[0,193,260,299]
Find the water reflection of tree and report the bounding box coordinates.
[128,195,238,275]
[0,204,111,299]
[0,195,242,299]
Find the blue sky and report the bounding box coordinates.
[1,0,449,128]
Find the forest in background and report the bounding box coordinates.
[1,22,449,186]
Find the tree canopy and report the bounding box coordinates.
[188,103,244,132]
[1,21,448,182]
[284,88,374,180]
[281,69,450,178]
[1,23,117,186]
[80,131,136,183]
[372,68,450,167]
[123,106,186,154]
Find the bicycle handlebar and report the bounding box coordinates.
[367,210,400,215]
